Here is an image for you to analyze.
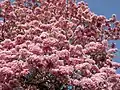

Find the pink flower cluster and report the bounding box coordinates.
[0,0,120,89]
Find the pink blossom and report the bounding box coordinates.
[50,68,59,75]
[112,61,120,68]
[100,67,116,76]
[56,49,70,60]
[85,58,95,64]
[68,57,84,65]
[43,37,58,47]
[107,48,118,53]
[0,67,14,82]
[58,65,74,75]
[20,69,29,76]
[1,39,15,50]
[27,55,46,69]
[19,48,31,59]
[71,79,80,86]
[102,39,108,48]
[0,0,120,89]
[28,44,43,55]
[55,60,64,66]
[75,63,92,71]
[80,78,96,89]
[14,35,25,45]
[40,32,49,40]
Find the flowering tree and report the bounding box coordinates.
[0,0,120,90]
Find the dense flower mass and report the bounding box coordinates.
[0,0,120,89]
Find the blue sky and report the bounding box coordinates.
[79,0,120,73]
[80,0,120,20]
